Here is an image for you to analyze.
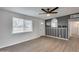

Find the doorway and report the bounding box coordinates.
[69,20,79,38]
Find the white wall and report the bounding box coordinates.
[0,9,45,48]
[68,18,79,37]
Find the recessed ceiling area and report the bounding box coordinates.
[0,7,79,19]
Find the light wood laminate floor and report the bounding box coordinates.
[0,36,79,52]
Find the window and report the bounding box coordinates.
[12,17,32,33]
[24,20,32,32]
[51,18,58,27]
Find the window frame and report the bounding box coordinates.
[12,17,32,34]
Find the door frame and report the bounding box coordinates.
[68,18,79,38]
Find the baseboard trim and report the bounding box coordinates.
[0,35,41,49]
[45,35,69,40]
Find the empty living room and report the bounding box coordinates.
[0,7,79,52]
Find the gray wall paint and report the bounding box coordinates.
[0,9,45,48]
[57,15,70,27]
[45,15,70,27]
[45,15,70,39]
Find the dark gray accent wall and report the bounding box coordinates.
[45,15,70,39]
[57,15,70,28]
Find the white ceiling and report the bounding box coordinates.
[1,7,79,19]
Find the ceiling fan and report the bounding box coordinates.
[39,7,59,16]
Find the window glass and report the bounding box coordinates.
[51,18,58,27]
[24,20,32,32]
[13,17,24,33]
[12,17,32,34]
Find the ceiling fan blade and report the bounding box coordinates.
[50,7,59,12]
[51,12,58,14]
[41,9,48,13]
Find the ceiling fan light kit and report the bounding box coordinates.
[47,14,50,16]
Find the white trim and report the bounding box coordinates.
[68,19,70,38]
[45,35,69,40]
